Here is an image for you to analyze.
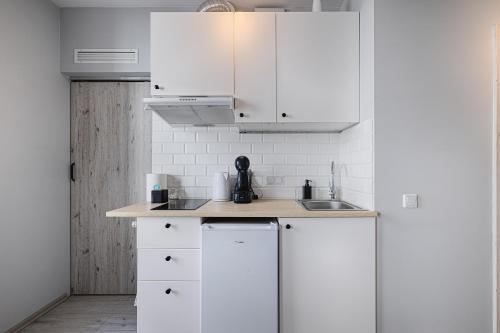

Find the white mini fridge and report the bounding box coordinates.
[201,218,279,333]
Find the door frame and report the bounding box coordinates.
[492,24,498,333]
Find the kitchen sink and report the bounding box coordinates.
[298,200,365,211]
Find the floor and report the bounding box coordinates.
[20,296,136,333]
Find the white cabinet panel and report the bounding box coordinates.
[151,13,234,96]
[137,217,201,249]
[138,249,200,281]
[137,281,200,333]
[276,13,359,123]
[280,218,375,333]
[235,12,276,123]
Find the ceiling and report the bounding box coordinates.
[51,0,346,11]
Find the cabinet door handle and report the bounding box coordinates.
[239,113,244,118]
[70,162,76,182]
[165,223,171,229]
[165,288,172,295]
[281,113,287,118]
[165,256,172,262]
[154,84,160,90]
[285,224,292,229]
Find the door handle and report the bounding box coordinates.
[70,162,76,182]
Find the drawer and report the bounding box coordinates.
[138,249,200,281]
[137,281,200,333]
[137,217,201,249]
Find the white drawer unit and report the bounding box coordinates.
[137,281,200,333]
[138,249,200,281]
[137,217,201,249]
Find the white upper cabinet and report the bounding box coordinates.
[276,13,359,123]
[234,12,277,123]
[150,13,234,96]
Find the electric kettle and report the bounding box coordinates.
[212,172,230,201]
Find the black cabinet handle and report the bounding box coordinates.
[281,113,287,118]
[165,256,172,262]
[239,113,244,118]
[165,288,172,295]
[285,224,291,229]
[70,162,75,182]
[165,223,171,229]
[154,84,160,90]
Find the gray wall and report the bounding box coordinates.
[0,0,70,331]
[61,8,156,77]
[375,0,500,332]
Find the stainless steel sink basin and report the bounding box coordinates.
[298,200,365,211]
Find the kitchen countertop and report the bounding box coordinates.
[106,199,378,218]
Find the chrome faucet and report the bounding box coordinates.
[329,161,337,200]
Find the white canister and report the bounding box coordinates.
[212,172,230,201]
[146,173,168,202]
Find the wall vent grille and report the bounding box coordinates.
[74,49,138,64]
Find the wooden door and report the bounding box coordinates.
[150,12,234,96]
[276,12,359,123]
[71,81,151,294]
[280,218,376,333]
[234,12,277,123]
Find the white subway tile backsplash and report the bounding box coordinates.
[252,143,274,154]
[185,165,206,176]
[163,165,185,176]
[230,143,252,153]
[241,133,263,143]
[207,143,229,153]
[185,143,207,154]
[263,134,285,143]
[152,118,373,208]
[275,143,298,153]
[174,154,195,165]
[196,132,218,142]
[285,155,307,165]
[196,154,218,165]
[173,132,196,142]
[206,165,229,175]
[163,143,185,154]
[218,132,240,142]
[263,154,285,165]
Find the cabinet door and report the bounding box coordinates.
[151,13,234,96]
[234,12,276,123]
[280,218,375,333]
[136,217,201,249]
[276,13,359,123]
[137,281,200,333]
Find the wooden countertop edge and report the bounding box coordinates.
[105,200,378,219]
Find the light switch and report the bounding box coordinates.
[402,194,418,208]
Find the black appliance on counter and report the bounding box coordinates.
[151,199,209,210]
[233,156,253,204]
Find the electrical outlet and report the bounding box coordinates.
[402,194,418,208]
[266,176,285,186]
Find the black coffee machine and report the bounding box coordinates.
[233,156,252,204]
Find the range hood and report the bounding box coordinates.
[144,97,234,126]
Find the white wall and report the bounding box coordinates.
[0,1,70,331]
[152,114,341,201]
[375,0,500,332]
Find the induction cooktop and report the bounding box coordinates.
[151,199,209,211]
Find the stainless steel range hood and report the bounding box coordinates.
[144,97,234,126]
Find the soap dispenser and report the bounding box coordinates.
[302,179,312,200]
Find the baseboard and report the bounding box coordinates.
[5,293,69,333]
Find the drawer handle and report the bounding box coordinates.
[285,224,292,229]
[165,288,172,295]
[165,256,172,262]
[165,223,171,229]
